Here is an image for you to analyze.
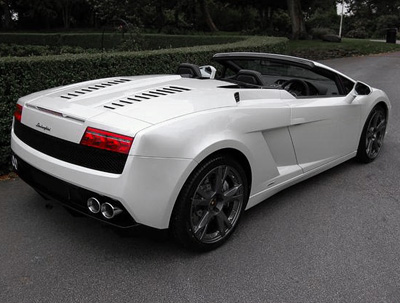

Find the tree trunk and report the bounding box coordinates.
[199,0,218,32]
[287,0,307,39]
[258,7,266,30]
[156,1,165,33]
[267,7,274,31]
[2,0,13,29]
[62,0,71,29]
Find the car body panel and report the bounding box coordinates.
[288,96,361,172]
[11,52,391,231]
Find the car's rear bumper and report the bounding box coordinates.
[12,152,137,228]
[11,126,197,229]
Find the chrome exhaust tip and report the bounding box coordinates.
[101,202,122,219]
[87,197,101,214]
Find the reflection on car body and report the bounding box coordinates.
[11,52,391,251]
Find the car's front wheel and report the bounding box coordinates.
[170,155,249,251]
[356,105,387,163]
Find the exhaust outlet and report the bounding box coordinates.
[87,197,101,214]
[101,202,122,219]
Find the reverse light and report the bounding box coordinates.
[14,104,23,122]
[80,127,133,154]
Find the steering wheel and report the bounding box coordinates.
[281,79,310,96]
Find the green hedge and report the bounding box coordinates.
[0,36,287,174]
[142,34,245,50]
[0,43,101,57]
[0,32,132,49]
[0,33,246,50]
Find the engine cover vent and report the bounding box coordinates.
[60,79,132,100]
[103,86,191,110]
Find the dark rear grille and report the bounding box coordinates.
[104,86,191,110]
[13,154,137,228]
[60,78,131,100]
[14,120,128,174]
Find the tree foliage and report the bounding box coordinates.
[342,0,400,37]
[1,0,399,39]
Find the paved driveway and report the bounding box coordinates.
[1,52,400,303]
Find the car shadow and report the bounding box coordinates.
[10,157,373,259]
[240,158,364,226]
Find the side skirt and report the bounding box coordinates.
[245,152,356,210]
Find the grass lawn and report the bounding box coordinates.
[285,38,400,60]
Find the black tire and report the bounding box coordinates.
[170,155,249,251]
[356,106,387,163]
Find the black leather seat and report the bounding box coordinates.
[177,63,202,78]
[236,69,264,86]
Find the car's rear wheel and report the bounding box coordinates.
[356,105,387,163]
[170,155,249,251]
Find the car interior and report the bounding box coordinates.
[177,55,355,98]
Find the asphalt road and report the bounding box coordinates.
[1,52,400,303]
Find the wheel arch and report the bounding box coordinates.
[358,92,390,138]
[368,87,391,121]
[168,146,253,229]
[362,100,390,131]
[196,148,252,191]
[168,147,252,249]
[356,100,388,163]
[374,101,389,118]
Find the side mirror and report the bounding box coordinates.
[354,81,372,96]
[345,81,372,104]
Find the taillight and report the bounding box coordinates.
[14,104,23,122]
[80,127,133,155]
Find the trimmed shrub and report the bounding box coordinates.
[310,28,335,40]
[142,35,245,50]
[0,36,287,174]
[345,27,370,39]
[0,44,100,57]
[0,33,246,51]
[0,33,123,49]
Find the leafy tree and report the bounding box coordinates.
[86,0,129,23]
[0,0,13,29]
[222,0,289,34]
[6,0,90,29]
[306,7,340,38]
[2,0,355,40]
[13,0,59,29]
[57,0,84,29]
[342,0,400,37]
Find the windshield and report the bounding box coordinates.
[227,59,329,81]
[213,56,347,97]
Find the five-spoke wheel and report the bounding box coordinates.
[171,155,249,251]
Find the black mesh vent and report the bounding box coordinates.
[14,120,128,174]
[13,154,137,228]
[60,78,132,100]
[104,86,191,109]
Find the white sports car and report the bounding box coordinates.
[11,52,390,251]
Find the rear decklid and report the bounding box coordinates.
[18,76,178,142]
[18,75,237,143]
